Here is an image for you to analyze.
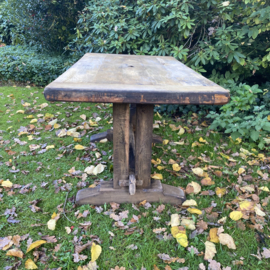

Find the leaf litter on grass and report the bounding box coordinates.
[0,87,270,269]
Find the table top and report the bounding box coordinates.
[44,53,229,105]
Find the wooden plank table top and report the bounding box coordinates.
[44,53,229,105]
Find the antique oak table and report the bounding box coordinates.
[44,53,229,205]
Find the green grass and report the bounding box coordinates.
[0,86,269,270]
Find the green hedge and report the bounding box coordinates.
[0,45,74,86]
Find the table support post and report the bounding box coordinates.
[135,104,154,188]
[113,103,130,189]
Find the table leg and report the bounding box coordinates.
[113,103,130,189]
[135,104,154,188]
[76,103,185,205]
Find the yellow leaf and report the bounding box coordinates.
[25,259,38,269]
[157,166,165,170]
[46,145,55,150]
[218,233,236,249]
[177,128,185,135]
[254,206,266,216]
[99,138,107,143]
[74,144,86,150]
[16,110,24,114]
[175,233,188,247]
[229,211,243,221]
[209,228,219,243]
[170,214,180,227]
[18,131,28,136]
[26,240,46,253]
[89,119,98,126]
[182,199,197,207]
[151,173,163,180]
[51,212,57,219]
[27,135,33,140]
[174,140,185,145]
[239,201,254,211]
[186,181,201,194]
[238,168,245,175]
[23,102,31,107]
[171,226,181,237]
[151,158,161,165]
[199,137,207,143]
[215,187,226,198]
[181,219,195,230]
[163,139,169,145]
[1,180,13,188]
[192,167,204,177]
[204,241,216,260]
[259,186,270,192]
[39,103,48,109]
[172,164,181,172]
[54,123,61,129]
[57,129,67,137]
[47,219,56,231]
[6,248,24,258]
[187,208,202,215]
[268,115,270,121]
[74,138,82,142]
[30,119,37,123]
[91,242,102,262]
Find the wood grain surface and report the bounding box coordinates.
[44,53,230,105]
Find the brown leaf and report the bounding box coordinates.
[12,235,21,247]
[156,204,165,213]
[75,241,92,254]
[41,235,57,243]
[6,248,24,258]
[262,248,270,258]
[204,241,216,260]
[218,233,236,249]
[197,220,208,231]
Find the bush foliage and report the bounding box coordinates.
[70,0,270,82]
[0,0,85,52]
[0,45,71,85]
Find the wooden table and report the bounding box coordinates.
[44,53,229,205]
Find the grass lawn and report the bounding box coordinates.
[0,86,270,270]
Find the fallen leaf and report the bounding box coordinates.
[175,233,188,247]
[238,168,245,175]
[201,177,215,186]
[209,228,219,243]
[26,240,46,253]
[182,199,197,207]
[239,201,254,211]
[181,219,195,230]
[1,180,13,188]
[215,187,226,198]
[25,258,38,269]
[6,248,24,258]
[151,173,163,180]
[170,214,180,227]
[47,219,56,230]
[192,168,204,177]
[262,248,270,259]
[218,233,236,249]
[91,242,102,262]
[187,208,202,215]
[186,181,201,194]
[204,241,216,260]
[229,211,243,221]
[93,164,105,175]
[74,144,86,150]
[172,164,181,172]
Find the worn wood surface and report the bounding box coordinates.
[113,103,130,188]
[129,104,136,173]
[76,180,186,205]
[135,104,154,188]
[44,53,230,105]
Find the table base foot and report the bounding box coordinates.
[75,180,185,206]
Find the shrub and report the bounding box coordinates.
[207,84,270,149]
[0,45,73,85]
[1,0,85,52]
[69,0,270,83]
